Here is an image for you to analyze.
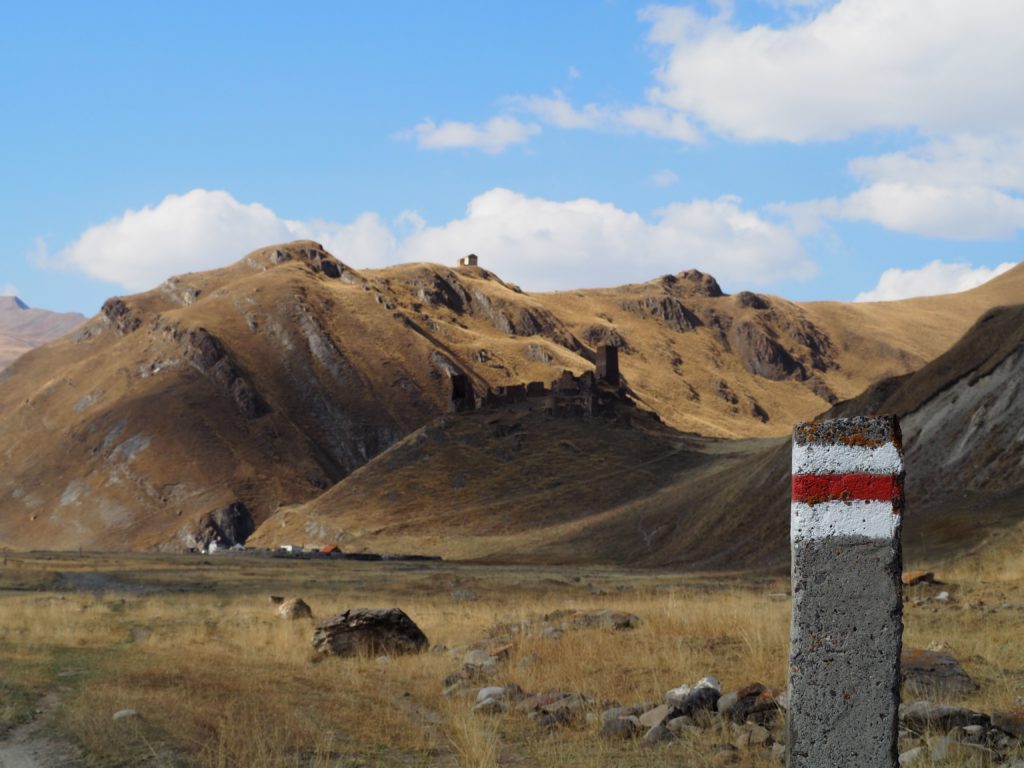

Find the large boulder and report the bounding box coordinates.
[901,648,978,696]
[278,597,313,620]
[311,608,428,658]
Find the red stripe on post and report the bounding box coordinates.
[792,473,902,505]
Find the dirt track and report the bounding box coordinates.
[0,691,79,768]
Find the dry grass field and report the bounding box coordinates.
[1,528,1022,767]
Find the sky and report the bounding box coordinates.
[2,0,1022,316]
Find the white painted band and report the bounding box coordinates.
[792,441,903,476]
[791,499,901,542]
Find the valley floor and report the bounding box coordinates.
[0,541,1022,767]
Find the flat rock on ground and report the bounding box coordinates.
[901,648,978,697]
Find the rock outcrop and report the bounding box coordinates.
[311,608,429,658]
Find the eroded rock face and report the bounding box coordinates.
[730,322,806,381]
[580,324,629,351]
[102,298,143,335]
[735,291,770,310]
[311,608,429,658]
[620,296,702,333]
[247,242,346,279]
[175,327,270,418]
[414,272,470,313]
[191,501,255,550]
[662,270,724,298]
[466,289,582,353]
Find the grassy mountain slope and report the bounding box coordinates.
[0,240,1020,553]
[253,304,1024,567]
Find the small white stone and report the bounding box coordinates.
[476,686,506,704]
[113,709,140,722]
[695,676,721,692]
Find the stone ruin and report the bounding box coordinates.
[596,344,620,387]
[448,344,628,418]
[450,373,476,413]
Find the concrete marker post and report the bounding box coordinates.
[786,416,905,768]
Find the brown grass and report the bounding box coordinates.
[0,539,1021,767]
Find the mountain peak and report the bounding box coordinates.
[0,295,29,310]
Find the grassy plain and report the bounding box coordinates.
[0,529,1022,767]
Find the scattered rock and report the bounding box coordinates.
[717,691,739,717]
[461,648,500,679]
[638,704,672,728]
[900,701,989,731]
[311,608,428,658]
[929,734,996,764]
[901,648,978,696]
[899,746,926,765]
[277,597,313,620]
[540,693,590,723]
[992,709,1024,738]
[523,691,585,716]
[600,715,642,740]
[543,608,640,631]
[473,698,508,715]
[476,686,507,704]
[666,715,695,735]
[113,709,140,722]
[730,683,786,725]
[902,571,938,586]
[641,724,673,747]
[451,589,479,602]
[665,681,721,718]
[732,722,772,748]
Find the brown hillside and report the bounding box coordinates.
[248,398,790,568]
[0,241,1020,552]
[0,296,84,370]
[253,304,1024,567]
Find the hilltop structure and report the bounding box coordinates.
[457,254,479,268]
[449,343,632,418]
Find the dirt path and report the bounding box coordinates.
[0,691,80,768]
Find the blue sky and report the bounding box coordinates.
[2,0,1022,315]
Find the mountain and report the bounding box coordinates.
[0,240,1020,552]
[0,296,85,370]
[252,304,1024,567]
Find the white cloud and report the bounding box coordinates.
[52,188,814,294]
[850,134,1024,192]
[774,133,1024,239]
[641,1,1024,141]
[840,183,1024,240]
[1,283,17,297]
[512,91,700,142]
[54,190,398,292]
[568,65,581,80]
[855,260,1017,302]
[403,116,540,154]
[651,169,679,187]
[396,188,815,290]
